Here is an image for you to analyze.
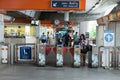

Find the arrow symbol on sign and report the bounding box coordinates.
[53,3,57,7]
[107,34,112,42]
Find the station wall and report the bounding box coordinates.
[4,24,35,37]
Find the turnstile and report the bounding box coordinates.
[37,44,46,66]
[116,47,120,69]
[56,44,63,67]
[91,46,98,67]
[99,47,114,69]
[0,43,10,64]
[74,45,80,67]
[15,44,36,63]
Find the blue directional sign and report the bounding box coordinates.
[104,30,114,46]
[51,1,79,8]
[105,34,113,42]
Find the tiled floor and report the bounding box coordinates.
[0,64,120,80]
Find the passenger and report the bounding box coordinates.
[40,32,47,45]
[58,33,62,45]
[69,31,74,47]
[86,41,92,68]
[56,32,62,45]
[47,32,50,45]
[80,34,88,66]
[73,32,79,45]
[63,32,71,47]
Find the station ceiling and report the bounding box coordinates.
[5,0,120,24]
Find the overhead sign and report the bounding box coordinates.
[51,1,79,8]
[62,21,71,25]
[104,30,114,46]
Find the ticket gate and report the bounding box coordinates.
[99,47,114,69]
[91,46,98,67]
[19,46,32,60]
[74,45,80,67]
[116,47,120,69]
[56,44,63,67]
[15,44,36,63]
[63,47,73,67]
[0,43,10,64]
[37,44,46,66]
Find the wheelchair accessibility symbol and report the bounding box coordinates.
[105,34,113,42]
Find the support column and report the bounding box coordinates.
[64,11,69,21]
[0,14,4,42]
[96,25,104,46]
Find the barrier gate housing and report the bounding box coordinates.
[14,43,36,64]
[0,43,10,64]
[115,47,120,69]
[56,44,63,67]
[37,44,46,66]
[99,47,115,69]
[74,45,80,67]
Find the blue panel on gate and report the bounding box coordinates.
[20,46,31,59]
[51,1,79,8]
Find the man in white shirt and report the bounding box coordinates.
[40,32,47,45]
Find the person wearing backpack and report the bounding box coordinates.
[40,32,47,45]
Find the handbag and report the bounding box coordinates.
[81,46,88,54]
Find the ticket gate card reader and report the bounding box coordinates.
[74,45,80,67]
[56,45,63,66]
[38,46,46,66]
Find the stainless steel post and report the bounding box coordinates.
[10,43,14,64]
